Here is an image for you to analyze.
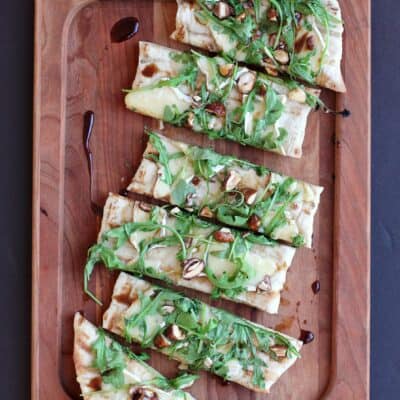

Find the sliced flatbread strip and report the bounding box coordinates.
[103,273,303,394]
[171,0,345,92]
[85,193,295,314]
[125,41,320,158]
[73,312,197,400]
[128,132,323,248]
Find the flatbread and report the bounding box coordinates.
[73,313,196,400]
[128,132,323,248]
[93,193,296,314]
[103,273,303,394]
[171,0,345,92]
[125,41,320,158]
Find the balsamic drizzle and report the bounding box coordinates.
[83,111,102,216]
[311,280,321,294]
[110,17,139,43]
[299,329,315,345]
[316,104,351,117]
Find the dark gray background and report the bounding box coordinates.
[0,1,397,398]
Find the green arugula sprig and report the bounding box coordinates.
[122,285,300,391]
[83,203,281,304]
[196,0,341,84]
[91,328,198,392]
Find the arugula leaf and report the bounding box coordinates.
[122,283,301,391]
[147,132,174,185]
[264,86,285,125]
[92,330,126,389]
[264,127,289,150]
[190,146,230,179]
[287,52,316,84]
[292,234,305,247]
[163,105,189,126]
[171,179,195,206]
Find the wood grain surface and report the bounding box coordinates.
[32,0,370,399]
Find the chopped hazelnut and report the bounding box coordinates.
[213,228,235,243]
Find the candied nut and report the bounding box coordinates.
[257,275,272,292]
[186,192,197,207]
[258,83,267,96]
[248,214,261,231]
[139,202,152,212]
[204,357,213,369]
[213,228,235,243]
[184,237,193,248]
[277,41,287,50]
[161,305,175,314]
[237,71,257,94]
[154,334,171,349]
[165,324,186,341]
[274,49,290,65]
[267,7,278,21]
[288,87,307,103]
[219,63,234,77]
[270,344,288,358]
[182,258,205,279]
[170,207,181,216]
[252,29,262,40]
[291,202,299,210]
[199,206,214,218]
[213,1,233,19]
[205,102,226,117]
[306,35,315,50]
[191,176,201,186]
[269,33,277,47]
[224,170,242,191]
[236,12,246,22]
[242,188,258,205]
[130,387,159,400]
[187,112,195,128]
[208,117,224,131]
[265,65,279,77]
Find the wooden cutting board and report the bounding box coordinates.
[32,0,370,399]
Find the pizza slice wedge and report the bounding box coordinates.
[171,0,345,92]
[103,273,303,394]
[84,193,295,313]
[73,312,197,399]
[128,132,323,248]
[125,41,320,158]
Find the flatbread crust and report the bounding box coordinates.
[103,273,303,394]
[171,0,346,92]
[128,133,323,248]
[73,313,196,400]
[98,193,296,314]
[125,41,320,158]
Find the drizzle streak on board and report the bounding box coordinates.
[299,330,315,345]
[110,17,139,43]
[83,111,102,216]
[312,280,321,294]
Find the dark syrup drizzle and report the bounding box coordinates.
[295,301,315,345]
[299,329,315,345]
[83,111,102,216]
[316,104,351,117]
[110,17,139,43]
[311,280,321,294]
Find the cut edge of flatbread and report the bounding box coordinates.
[103,273,303,394]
